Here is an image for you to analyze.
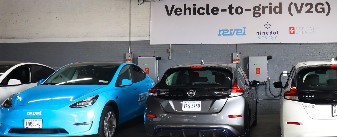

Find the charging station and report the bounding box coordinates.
[249,56,268,82]
[137,56,160,81]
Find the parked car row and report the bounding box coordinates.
[1,58,337,137]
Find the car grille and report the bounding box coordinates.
[8,128,68,134]
[155,128,236,137]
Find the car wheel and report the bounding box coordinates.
[99,106,117,137]
[252,101,258,127]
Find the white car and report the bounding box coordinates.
[274,58,337,137]
[0,61,55,103]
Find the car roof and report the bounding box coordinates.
[171,63,237,69]
[295,58,337,69]
[70,61,124,66]
[0,61,50,66]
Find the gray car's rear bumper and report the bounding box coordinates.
[145,124,241,137]
[145,97,247,136]
[145,113,245,136]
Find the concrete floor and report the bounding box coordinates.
[114,114,281,137]
[251,114,281,137]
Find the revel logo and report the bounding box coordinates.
[218,27,246,36]
[27,111,42,116]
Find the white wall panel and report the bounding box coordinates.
[0,0,150,42]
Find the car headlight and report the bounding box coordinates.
[70,95,99,108]
[1,96,13,108]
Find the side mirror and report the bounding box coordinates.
[8,79,22,86]
[121,79,132,86]
[273,81,283,88]
[251,80,260,87]
[37,79,46,86]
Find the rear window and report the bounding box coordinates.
[297,66,337,91]
[160,67,232,88]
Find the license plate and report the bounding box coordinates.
[24,119,42,128]
[182,101,201,111]
[333,105,337,117]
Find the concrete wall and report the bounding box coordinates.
[1,41,337,114]
[0,0,150,42]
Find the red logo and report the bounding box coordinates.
[289,27,295,34]
[144,68,150,74]
[256,68,261,75]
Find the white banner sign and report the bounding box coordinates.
[150,0,336,44]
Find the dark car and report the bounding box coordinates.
[144,63,257,137]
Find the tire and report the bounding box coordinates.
[252,100,258,127]
[98,106,117,137]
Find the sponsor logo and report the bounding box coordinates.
[27,111,42,116]
[138,92,147,102]
[264,23,272,29]
[289,27,295,34]
[289,26,317,35]
[187,90,196,97]
[218,27,246,36]
[256,22,279,40]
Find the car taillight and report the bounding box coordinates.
[287,122,301,125]
[228,115,242,118]
[284,85,298,100]
[146,113,157,118]
[330,64,337,69]
[149,88,157,96]
[231,81,244,96]
[191,66,203,69]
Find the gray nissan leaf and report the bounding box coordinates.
[144,63,257,137]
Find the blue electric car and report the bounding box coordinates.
[0,62,154,137]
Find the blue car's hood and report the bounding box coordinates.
[15,85,105,106]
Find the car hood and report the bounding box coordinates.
[14,85,105,107]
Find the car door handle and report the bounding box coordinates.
[134,88,138,90]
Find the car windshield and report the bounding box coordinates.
[297,66,337,91]
[43,64,119,85]
[161,67,232,88]
[0,65,13,73]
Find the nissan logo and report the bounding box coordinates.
[187,90,196,97]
